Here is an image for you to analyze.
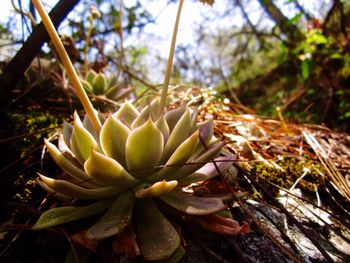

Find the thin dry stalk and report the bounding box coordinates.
[303,130,350,202]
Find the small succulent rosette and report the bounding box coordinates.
[82,70,133,101]
[33,99,248,261]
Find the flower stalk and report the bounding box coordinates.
[158,0,184,118]
[31,0,101,133]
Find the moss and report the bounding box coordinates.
[6,109,64,203]
[9,109,62,152]
[249,157,325,197]
[13,175,38,203]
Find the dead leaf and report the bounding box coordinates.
[199,0,215,6]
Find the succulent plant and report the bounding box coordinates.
[82,69,133,101]
[31,0,248,261]
[33,98,248,260]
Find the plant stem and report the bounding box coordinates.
[84,16,93,74]
[158,0,184,118]
[118,0,124,73]
[31,0,101,133]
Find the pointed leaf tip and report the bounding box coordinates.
[113,101,140,127]
[70,111,99,163]
[125,119,164,177]
[161,108,191,163]
[180,156,234,184]
[32,199,113,230]
[161,190,225,215]
[84,149,137,187]
[100,115,130,166]
[44,139,91,183]
[93,73,108,95]
[135,180,178,198]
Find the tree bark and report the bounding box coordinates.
[0,0,80,111]
[258,0,304,45]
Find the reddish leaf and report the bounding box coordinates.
[112,227,141,258]
[193,181,230,196]
[193,180,246,201]
[192,213,250,236]
[71,230,98,252]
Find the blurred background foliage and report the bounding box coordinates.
[0,0,349,131]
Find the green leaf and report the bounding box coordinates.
[171,142,223,181]
[136,199,180,261]
[309,33,328,45]
[131,104,152,129]
[100,115,130,166]
[32,199,113,229]
[113,101,139,128]
[161,108,191,164]
[161,190,225,215]
[165,131,198,165]
[340,111,350,120]
[108,73,118,88]
[159,245,185,263]
[86,191,135,240]
[149,97,161,120]
[62,121,73,148]
[86,70,97,84]
[190,108,198,133]
[135,180,178,198]
[106,86,133,101]
[105,84,119,98]
[81,79,94,94]
[45,139,96,184]
[301,59,312,81]
[37,180,72,201]
[93,73,108,95]
[131,98,160,128]
[165,106,186,132]
[180,156,234,184]
[82,109,105,139]
[194,141,224,162]
[156,115,170,143]
[39,174,123,200]
[288,12,303,25]
[330,53,342,59]
[70,112,99,163]
[84,150,137,187]
[151,130,199,181]
[125,119,164,177]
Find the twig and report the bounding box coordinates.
[282,168,309,232]
[0,125,61,144]
[118,0,124,75]
[0,0,80,112]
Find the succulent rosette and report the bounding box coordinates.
[33,99,244,261]
[82,69,132,101]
